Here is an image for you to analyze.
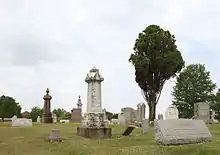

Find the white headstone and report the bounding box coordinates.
[118,113,126,125]
[12,118,32,127]
[155,119,212,145]
[165,105,179,119]
[11,115,17,122]
[52,114,57,123]
[60,119,69,123]
[37,116,41,123]
[142,119,149,133]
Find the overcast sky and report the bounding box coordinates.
[0,0,219,117]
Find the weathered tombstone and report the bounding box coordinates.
[155,119,212,145]
[122,125,135,136]
[11,115,17,122]
[165,105,179,119]
[60,119,69,123]
[12,118,32,127]
[42,88,53,123]
[136,102,146,122]
[194,102,210,123]
[77,67,111,138]
[46,129,62,142]
[37,116,41,123]
[118,113,126,125]
[141,119,149,133]
[52,113,57,123]
[158,114,163,120]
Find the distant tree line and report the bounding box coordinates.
[0,96,120,122]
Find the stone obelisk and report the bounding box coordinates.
[77,67,111,138]
[85,67,104,113]
[43,88,53,123]
[84,67,104,127]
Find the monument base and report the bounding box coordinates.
[81,112,105,127]
[77,127,112,139]
[43,117,53,123]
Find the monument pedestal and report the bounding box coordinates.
[77,112,112,138]
[77,127,112,139]
[43,113,53,123]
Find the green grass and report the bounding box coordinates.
[0,123,220,155]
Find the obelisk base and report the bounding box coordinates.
[77,112,112,138]
[43,113,53,123]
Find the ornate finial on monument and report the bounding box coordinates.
[46,88,50,94]
[77,95,82,109]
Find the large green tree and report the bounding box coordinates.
[52,108,67,120]
[211,89,220,121]
[0,95,22,120]
[129,25,184,121]
[30,106,43,122]
[172,64,216,118]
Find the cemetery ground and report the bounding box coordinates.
[0,123,220,155]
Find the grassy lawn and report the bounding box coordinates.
[0,123,220,155]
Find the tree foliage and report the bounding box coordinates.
[52,108,69,120]
[172,64,216,118]
[30,106,43,122]
[129,24,184,121]
[0,95,22,120]
[211,89,220,121]
[112,113,118,119]
[106,111,113,120]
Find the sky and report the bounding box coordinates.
[0,0,219,117]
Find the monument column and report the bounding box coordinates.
[84,67,105,127]
[77,67,112,139]
[43,88,53,123]
[85,67,104,113]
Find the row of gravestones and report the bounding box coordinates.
[11,114,58,127]
[135,102,215,145]
[159,102,219,124]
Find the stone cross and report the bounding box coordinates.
[42,88,53,123]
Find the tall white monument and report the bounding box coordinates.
[85,67,104,113]
[82,67,105,127]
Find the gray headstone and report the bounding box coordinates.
[46,129,62,142]
[194,102,210,123]
[155,119,212,145]
[142,119,149,133]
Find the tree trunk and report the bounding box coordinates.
[148,101,156,121]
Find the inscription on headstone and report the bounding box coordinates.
[155,119,212,145]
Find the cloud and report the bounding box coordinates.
[0,0,219,118]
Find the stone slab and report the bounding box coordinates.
[77,127,111,139]
[12,118,32,127]
[122,126,135,136]
[155,119,212,145]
